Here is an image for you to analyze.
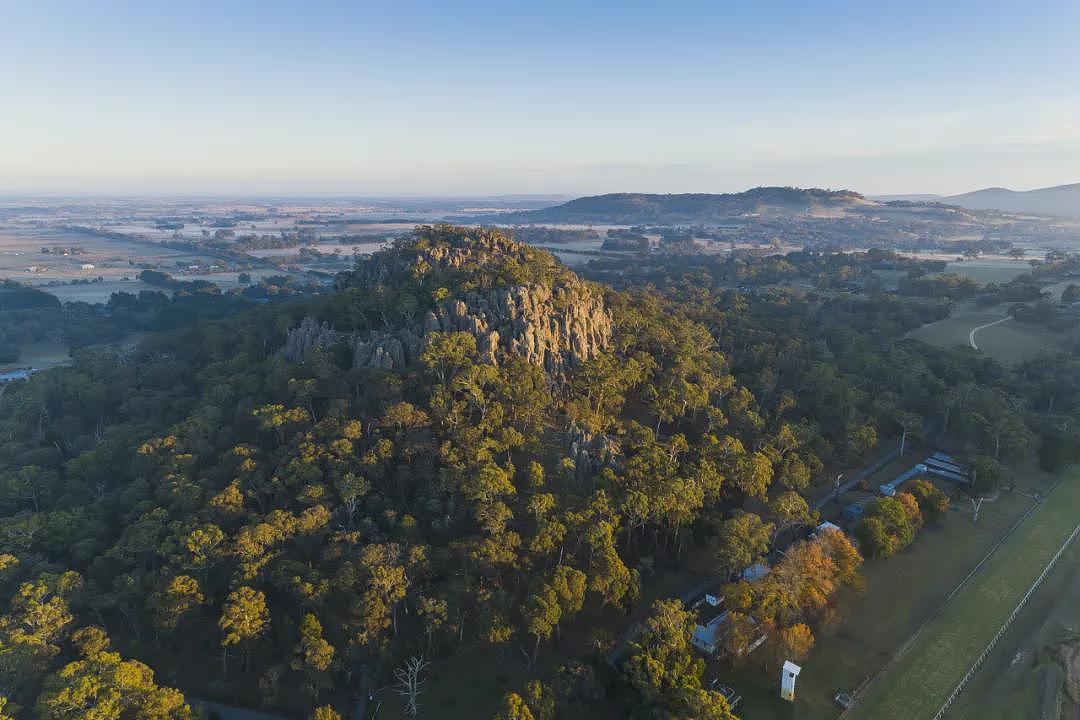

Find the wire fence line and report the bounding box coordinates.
[929,518,1080,720]
[839,464,1073,720]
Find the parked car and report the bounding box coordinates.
[834,691,855,709]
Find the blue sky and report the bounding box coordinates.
[1,0,1078,196]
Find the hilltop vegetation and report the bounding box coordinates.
[0,227,1077,719]
[492,187,871,224]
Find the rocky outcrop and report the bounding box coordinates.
[281,319,424,369]
[567,422,621,480]
[283,227,613,377]
[281,316,339,361]
[283,281,611,376]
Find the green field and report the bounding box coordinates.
[848,467,1080,720]
[907,303,1065,366]
[871,261,1034,294]
[943,260,1033,285]
[0,339,70,372]
[971,317,1068,365]
[945,539,1080,720]
[906,307,1005,350]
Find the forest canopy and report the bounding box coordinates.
[0,226,1074,719]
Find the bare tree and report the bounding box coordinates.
[394,655,430,718]
[970,495,984,523]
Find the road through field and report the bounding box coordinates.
[968,316,1011,350]
[846,467,1080,720]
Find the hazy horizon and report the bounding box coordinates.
[1,182,1079,202]
[3,0,1078,196]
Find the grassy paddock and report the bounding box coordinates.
[906,302,1065,366]
[945,539,1080,720]
[906,308,1006,350]
[942,260,1032,285]
[969,319,1068,365]
[0,339,70,372]
[848,467,1080,720]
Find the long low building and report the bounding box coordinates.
[879,466,924,496]
[879,454,972,497]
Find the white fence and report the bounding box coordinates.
[839,465,1074,720]
[929,519,1080,720]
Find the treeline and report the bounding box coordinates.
[0,276,323,367]
[1,283,63,363]
[213,230,320,251]
[508,226,600,246]
[0,281,61,312]
[586,247,944,289]
[897,272,981,298]
[138,269,221,293]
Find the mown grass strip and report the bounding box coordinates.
[850,468,1080,720]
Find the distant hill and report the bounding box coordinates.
[942,183,1080,217]
[486,187,873,224]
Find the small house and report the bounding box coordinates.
[742,563,770,582]
[692,611,730,655]
[690,609,767,658]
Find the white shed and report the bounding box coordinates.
[780,660,802,701]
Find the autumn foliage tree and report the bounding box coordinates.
[908,479,949,522]
[855,494,922,559]
[723,528,862,669]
